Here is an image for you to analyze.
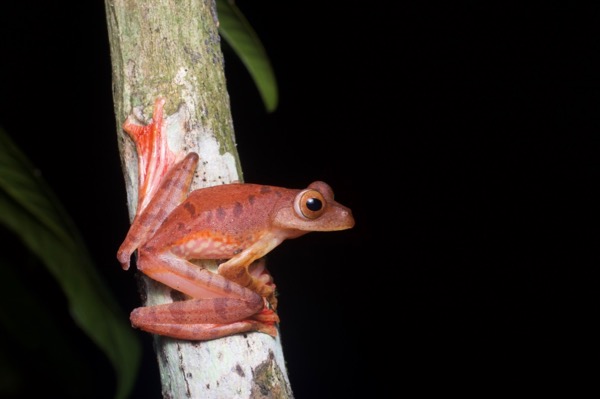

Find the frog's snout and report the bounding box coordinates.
[339,207,355,230]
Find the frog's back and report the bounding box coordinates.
[149,183,298,247]
[187,183,294,211]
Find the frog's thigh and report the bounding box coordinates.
[136,250,260,302]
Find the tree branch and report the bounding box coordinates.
[104,0,293,397]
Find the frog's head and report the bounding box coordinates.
[272,181,355,234]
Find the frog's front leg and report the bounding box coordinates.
[131,249,279,340]
[217,234,284,308]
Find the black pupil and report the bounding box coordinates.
[306,197,322,212]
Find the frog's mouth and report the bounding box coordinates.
[310,204,355,232]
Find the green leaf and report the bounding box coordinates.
[0,252,94,397]
[217,0,279,112]
[0,127,140,399]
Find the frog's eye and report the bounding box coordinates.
[294,189,326,219]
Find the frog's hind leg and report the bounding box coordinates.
[136,250,264,303]
[117,153,199,270]
[131,251,279,340]
[130,299,278,340]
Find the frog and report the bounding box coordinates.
[117,98,355,340]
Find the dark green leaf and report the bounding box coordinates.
[0,127,140,399]
[0,251,94,397]
[217,0,279,112]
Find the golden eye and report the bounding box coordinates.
[294,189,326,219]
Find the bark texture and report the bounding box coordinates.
[104,1,293,397]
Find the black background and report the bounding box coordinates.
[0,1,596,398]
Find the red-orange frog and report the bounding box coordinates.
[117,98,354,340]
